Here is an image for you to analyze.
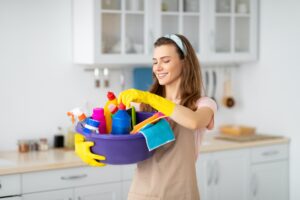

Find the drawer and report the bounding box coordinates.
[121,164,136,181]
[22,166,121,193]
[0,174,21,197]
[251,144,289,163]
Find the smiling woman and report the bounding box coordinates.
[152,44,183,86]
[117,34,217,200]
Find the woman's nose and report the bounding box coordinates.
[155,62,163,71]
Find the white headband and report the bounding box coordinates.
[163,34,187,56]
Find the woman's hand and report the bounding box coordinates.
[75,134,106,167]
[118,88,175,116]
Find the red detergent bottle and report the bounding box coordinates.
[111,103,131,135]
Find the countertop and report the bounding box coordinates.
[0,134,289,176]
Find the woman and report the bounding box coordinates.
[118,34,217,200]
[75,34,217,199]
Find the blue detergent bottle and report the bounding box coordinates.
[111,103,131,135]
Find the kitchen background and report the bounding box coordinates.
[0,0,299,199]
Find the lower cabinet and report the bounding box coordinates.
[21,166,122,200]
[249,144,289,200]
[22,182,121,200]
[121,180,132,200]
[22,189,73,200]
[20,165,134,200]
[74,182,121,200]
[197,143,289,200]
[197,149,250,200]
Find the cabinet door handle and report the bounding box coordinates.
[262,150,279,156]
[214,161,220,185]
[251,173,258,197]
[61,174,87,180]
[207,161,213,186]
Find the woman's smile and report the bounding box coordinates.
[156,72,168,79]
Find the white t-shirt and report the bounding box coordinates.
[194,97,217,160]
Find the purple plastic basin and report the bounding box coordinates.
[76,112,155,165]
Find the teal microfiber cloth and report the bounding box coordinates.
[139,119,175,151]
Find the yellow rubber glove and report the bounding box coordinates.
[118,89,176,116]
[75,133,106,167]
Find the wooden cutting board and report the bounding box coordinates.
[215,134,283,142]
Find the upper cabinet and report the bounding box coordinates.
[73,0,152,65]
[73,0,258,65]
[205,0,258,62]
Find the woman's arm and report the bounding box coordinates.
[170,105,214,130]
[118,89,216,131]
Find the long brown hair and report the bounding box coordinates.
[141,34,203,112]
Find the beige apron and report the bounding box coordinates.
[128,122,200,200]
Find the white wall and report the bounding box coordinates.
[0,0,133,149]
[234,0,300,199]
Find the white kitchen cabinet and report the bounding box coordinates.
[22,183,121,200]
[74,182,121,200]
[21,166,122,200]
[249,144,289,200]
[206,0,258,62]
[73,0,152,65]
[1,197,21,200]
[22,189,73,200]
[22,166,121,193]
[157,0,204,55]
[121,180,132,200]
[73,0,258,65]
[0,174,21,198]
[120,164,136,199]
[197,148,250,200]
[197,143,289,200]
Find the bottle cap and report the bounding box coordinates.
[107,91,116,100]
[118,103,126,110]
[108,104,118,114]
[78,113,87,122]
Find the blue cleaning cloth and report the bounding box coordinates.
[133,68,153,91]
[139,119,175,151]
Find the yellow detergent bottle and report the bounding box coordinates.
[104,91,118,133]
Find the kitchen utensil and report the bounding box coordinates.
[205,70,209,96]
[103,68,110,88]
[94,68,100,88]
[76,112,155,164]
[222,69,235,108]
[211,70,217,104]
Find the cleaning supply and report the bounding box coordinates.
[92,107,107,134]
[139,119,175,151]
[118,89,176,116]
[108,104,118,114]
[83,118,100,134]
[130,112,166,134]
[67,107,87,124]
[111,103,131,135]
[104,91,118,133]
[131,106,136,127]
[65,126,76,149]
